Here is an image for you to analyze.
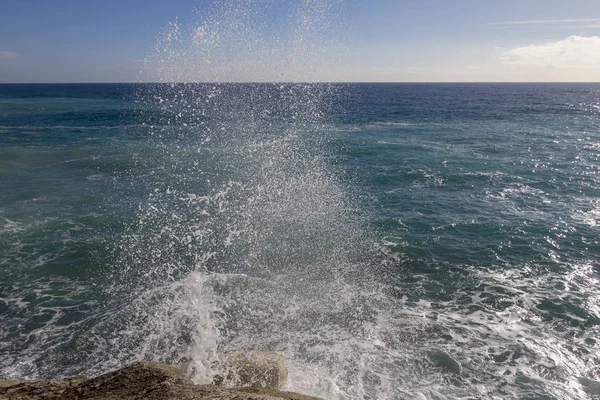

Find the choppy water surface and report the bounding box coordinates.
[2,82,600,399]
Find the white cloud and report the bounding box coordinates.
[0,51,21,60]
[502,36,600,68]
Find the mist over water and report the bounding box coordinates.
[96,81,377,392]
[142,0,343,83]
[94,0,382,395]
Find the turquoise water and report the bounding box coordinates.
[1,83,600,399]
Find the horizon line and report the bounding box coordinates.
[1,81,600,85]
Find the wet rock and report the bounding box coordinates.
[0,377,86,399]
[0,361,321,400]
[214,351,289,390]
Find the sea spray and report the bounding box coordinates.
[142,0,344,83]
[92,0,379,395]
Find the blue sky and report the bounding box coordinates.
[1,0,599,82]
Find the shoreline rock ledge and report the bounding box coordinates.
[0,356,322,400]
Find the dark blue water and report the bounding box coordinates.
[1,83,600,399]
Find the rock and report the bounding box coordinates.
[0,377,86,399]
[0,361,321,400]
[214,351,289,390]
[60,362,190,399]
[233,387,323,400]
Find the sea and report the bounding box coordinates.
[1,82,600,400]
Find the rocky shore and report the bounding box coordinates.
[0,353,322,400]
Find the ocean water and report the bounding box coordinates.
[1,82,600,400]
